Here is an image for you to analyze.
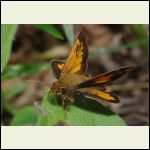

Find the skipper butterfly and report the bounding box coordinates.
[51,31,133,109]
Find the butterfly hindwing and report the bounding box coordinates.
[61,31,88,76]
[51,60,64,79]
[78,87,120,103]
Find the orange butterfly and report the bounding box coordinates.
[51,31,133,109]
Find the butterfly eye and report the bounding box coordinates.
[60,87,67,94]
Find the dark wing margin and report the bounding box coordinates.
[51,60,64,79]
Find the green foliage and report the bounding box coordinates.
[2,82,28,102]
[36,88,126,126]
[36,116,49,126]
[130,24,148,40]
[62,24,74,45]
[130,24,149,55]
[89,38,149,59]
[1,82,28,115]
[1,63,50,81]
[1,24,18,72]
[10,106,39,126]
[34,24,64,40]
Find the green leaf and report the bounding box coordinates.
[34,24,64,40]
[36,116,49,126]
[1,24,18,72]
[37,88,126,126]
[62,24,74,45]
[1,63,50,81]
[10,106,38,126]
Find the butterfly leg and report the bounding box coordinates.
[61,95,65,108]
[61,95,70,110]
[61,95,67,109]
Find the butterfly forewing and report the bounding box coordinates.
[61,31,88,76]
[76,66,133,89]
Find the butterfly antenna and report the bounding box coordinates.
[26,79,50,87]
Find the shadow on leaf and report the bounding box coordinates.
[49,92,115,116]
[73,95,115,115]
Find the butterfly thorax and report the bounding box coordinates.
[51,74,89,96]
[60,74,89,87]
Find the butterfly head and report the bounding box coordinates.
[51,81,68,95]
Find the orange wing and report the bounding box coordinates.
[51,60,64,79]
[78,87,120,103]
[76,66,133,89]
[61,30,88,76]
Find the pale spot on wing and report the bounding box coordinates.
[58,64,64,70]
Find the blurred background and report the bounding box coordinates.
[1,24,149,126]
